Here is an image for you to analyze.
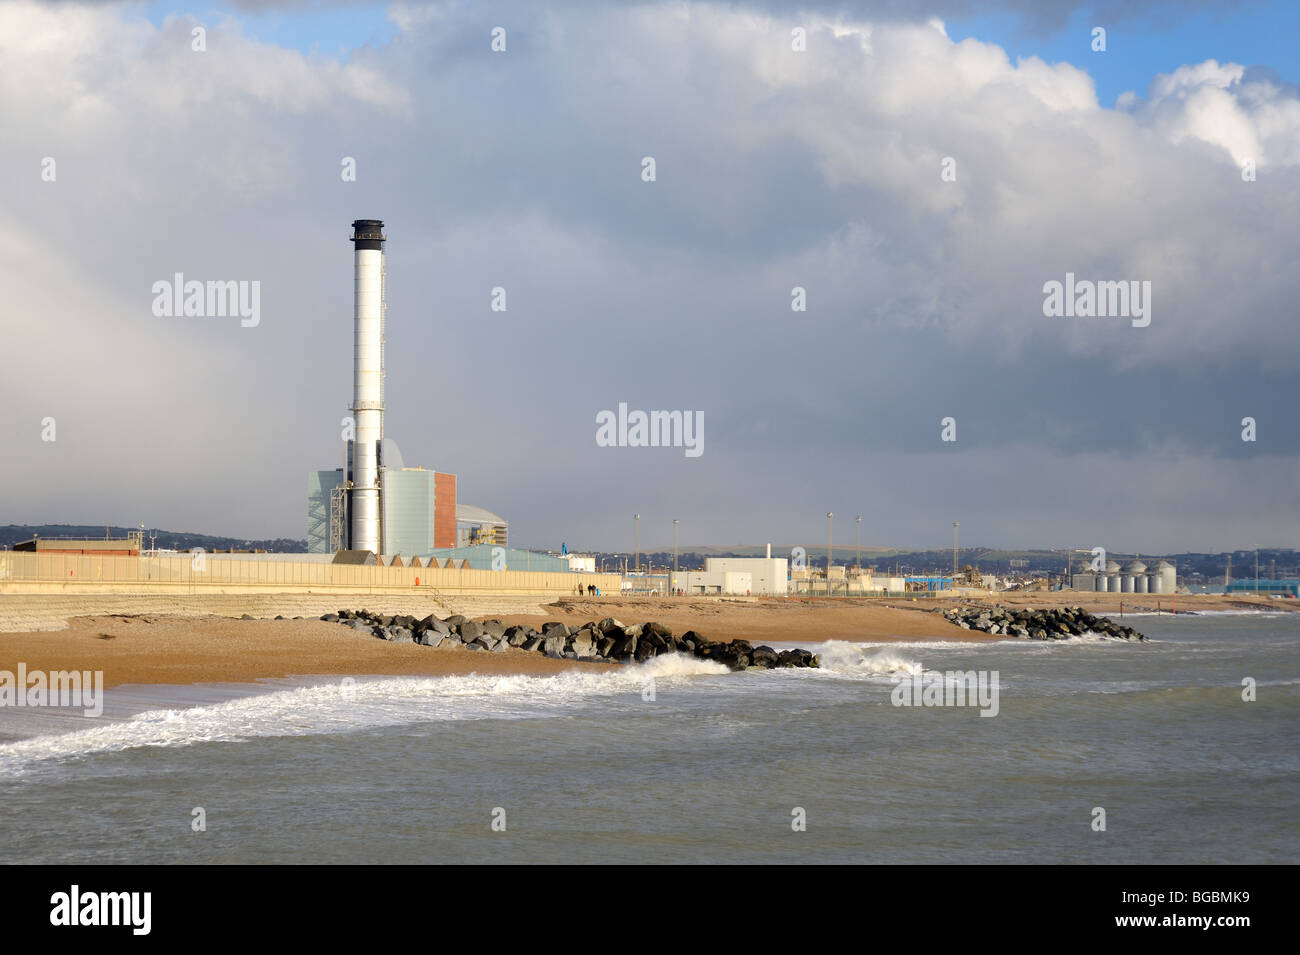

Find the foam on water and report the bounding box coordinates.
[808,642,923,680]
[0,654,731,776]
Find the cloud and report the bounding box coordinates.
[1,0,1296,549]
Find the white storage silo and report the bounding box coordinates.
[1155,560,1176,594]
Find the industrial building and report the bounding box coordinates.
[669,568,754,595]
[456,504,508,548]
[667,549,788,596]
[699,552,789,595]
[306,220,509,560]
[789,569,908,595]
[13,535,141,556]
[1071,559,1177,594]
[1225,579,1299,597]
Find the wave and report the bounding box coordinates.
[0,654,730,776]
[806,642,924,680]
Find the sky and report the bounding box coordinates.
[1,0,1297,555]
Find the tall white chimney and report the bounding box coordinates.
[766,542,771,559]
[349,219,386,555]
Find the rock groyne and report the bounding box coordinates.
[322,610,821,670]
[939,605,1145,640]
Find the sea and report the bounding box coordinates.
[1,611,1296,864]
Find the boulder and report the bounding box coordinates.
[459,621,484,641]
[419,631,445,648]
[542,634,567,657]
[541,621,570,640]
[778,649,816,668]
[421,615,451,635]
[521,636,545,652]
[571,631,596,658]
[481,620,507,639]
[715,641,751,670]
[694,640,721,661]
[750,646,779,669]
[321,613,340,623]
[387,627,415,644]
[610,632,638,658]
[443,614,467,627]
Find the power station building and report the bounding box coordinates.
[306,220,506,559]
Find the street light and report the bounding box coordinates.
[953,521,960,579]
[856,515,862,574]
[634,514,640,575]
[826,512,833,595]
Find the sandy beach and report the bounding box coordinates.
[0,590,1288,688]
[0,593,978,687]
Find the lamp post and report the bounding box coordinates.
[953,521,960,579]
[826,512,833,596]
[855,515,862,574]
[673,518,679,588]
[634,514,640,575]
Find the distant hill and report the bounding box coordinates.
[0,524,306,553]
